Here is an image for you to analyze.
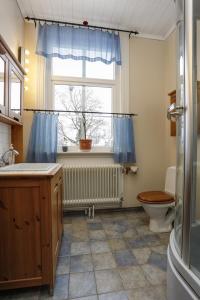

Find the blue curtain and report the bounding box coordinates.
[113,117,136,164]
[26,113,58,163]
[36,24,121,65]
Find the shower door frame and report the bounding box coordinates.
[169,0,200,297]
[182,0,194,265]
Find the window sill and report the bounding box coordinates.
[57,150,113,156]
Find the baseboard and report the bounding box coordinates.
[63,206,144,216]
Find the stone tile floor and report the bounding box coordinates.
[0,210,170,300]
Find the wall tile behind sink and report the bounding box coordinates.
[0,122,11,157]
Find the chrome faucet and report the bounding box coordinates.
[0,144,19,166]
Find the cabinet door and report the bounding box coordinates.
[9,65,23,122]
[0,187,42,282]
[0,55,8,115]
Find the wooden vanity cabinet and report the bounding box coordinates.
[0,166,63,293]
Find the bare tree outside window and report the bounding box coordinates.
[55,85,112,147]
[52,58,114,149]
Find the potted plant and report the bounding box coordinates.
[79,112,92,150]
[62,137,68,152]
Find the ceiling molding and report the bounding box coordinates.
[136,33,165,41]
[163,24,176,40]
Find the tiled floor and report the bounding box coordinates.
[1,210,170,300]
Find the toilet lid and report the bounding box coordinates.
[137,191,175,204]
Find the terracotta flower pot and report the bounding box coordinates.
[79,139,92,150]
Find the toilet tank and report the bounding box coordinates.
[164,166,176,196]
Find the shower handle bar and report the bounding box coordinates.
[167,103,185,120]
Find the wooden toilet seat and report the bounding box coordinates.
[137,191,175,204]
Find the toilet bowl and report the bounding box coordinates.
[137,166,176,233]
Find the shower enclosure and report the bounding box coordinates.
[167,0,200,299]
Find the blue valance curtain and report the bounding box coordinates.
[36,23,121,65]
[113,117,136,164]
[26,113,58,163]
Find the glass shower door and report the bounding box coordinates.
[168,1,200,298]
[168,0,185,255]
[190,1,200,277]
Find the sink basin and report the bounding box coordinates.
[0,163,57,172]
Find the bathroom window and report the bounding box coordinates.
[49,58,118,150]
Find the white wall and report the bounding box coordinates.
[3,19,176,208]
[0,0,24,57]
[0,3,178,206]
[0,0,24,156]
[127,37,166,207]
[24,22,171,207]
[66,36,175,208]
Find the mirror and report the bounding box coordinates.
[0,36,25,123]
[0,57,5,107]
[10,69,21,116]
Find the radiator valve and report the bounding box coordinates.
[122,166,138,175]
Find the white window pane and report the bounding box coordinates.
[54,84,112,148]
[86,61,114,80]
[85,86,112,147]
[54,84,83,146]
[52,58,83,77]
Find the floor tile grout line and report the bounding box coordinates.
[89,231,99,298]
[67,240,71,299]
[3,212,168,299]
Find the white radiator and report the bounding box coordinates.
[63,165,123,209]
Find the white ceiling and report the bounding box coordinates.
[17,0,176,40]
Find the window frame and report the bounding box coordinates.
[47,58,120,152]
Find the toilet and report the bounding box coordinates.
[137,166,176,233]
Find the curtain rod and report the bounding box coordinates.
[24,108,137,117]
[25,16,139,36]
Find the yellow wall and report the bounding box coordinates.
[23,23,39,156]
[23,23,177,207]
[0,0,24,57]
[127,37,166,206]
[164,31,177,167]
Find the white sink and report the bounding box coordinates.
[0,163,57,172]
